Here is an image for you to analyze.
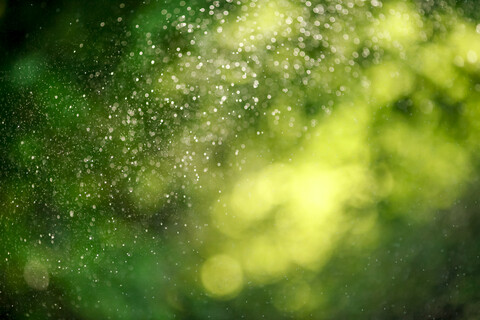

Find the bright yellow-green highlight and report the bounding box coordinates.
[23,259,49,291]
[201,254,243,298]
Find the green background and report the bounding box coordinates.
[2,0,480,318]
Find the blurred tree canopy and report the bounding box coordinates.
[2,0,480,319]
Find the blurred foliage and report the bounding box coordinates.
[2,0,480,319]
